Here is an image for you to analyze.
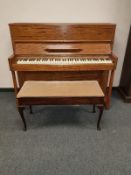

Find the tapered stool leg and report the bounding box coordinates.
[29,105,33,114]
[97,105,104,130]
[18,107,27,131]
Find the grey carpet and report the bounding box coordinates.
[0,91,131,175]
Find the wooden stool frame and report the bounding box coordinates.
[18,104,104,131]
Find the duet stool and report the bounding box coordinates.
[17,80,105,131]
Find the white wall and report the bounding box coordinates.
[0,0,130,87]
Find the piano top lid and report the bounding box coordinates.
[9,23,116,55]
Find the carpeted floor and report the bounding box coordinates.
[0,91,131,175]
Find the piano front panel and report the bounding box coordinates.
[15,43,111,55]
[17,70,109,94]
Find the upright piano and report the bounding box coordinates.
[8,23,118,109]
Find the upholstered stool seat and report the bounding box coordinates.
[17,80,104,98]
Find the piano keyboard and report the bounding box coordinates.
[17,57,112,65]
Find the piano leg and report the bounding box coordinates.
[29,105,33,114]
[97,105,104,130]
[106,70,115,109]
[92,104,96,113]
[18,107,27,131]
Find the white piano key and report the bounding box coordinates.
[17,57,112,65]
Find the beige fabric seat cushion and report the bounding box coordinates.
[17,80,104,98]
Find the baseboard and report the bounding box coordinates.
[112,87,119,91]
[119,87,131,103]
[0,88,14,92]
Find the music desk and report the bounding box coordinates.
[17,80,104,131]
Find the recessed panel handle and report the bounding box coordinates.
[45,48,82,53]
